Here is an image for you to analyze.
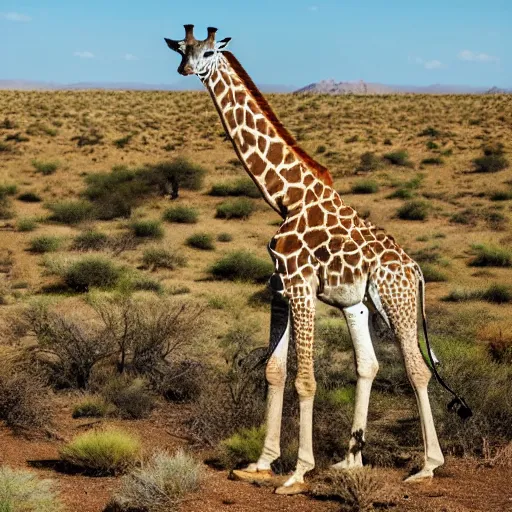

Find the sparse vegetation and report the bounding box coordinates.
[473,143,508,173]
[383,149,413,167]
[142,247,186,271]
[28,235,61,253]
[17,217,38,232]
[63,256,123,292]
[162,206,198,224]
[129,219,164,239]
[186,233,215,250]
[357,151,381,172]
[46,200,95,224]
[210,251,273,283]
[469,245,512,267]
[71,230,109,251]
[396,200,429,220]
[350,180,379,194]
[32,159,59,175]
[215,198,255,220]
[209,178,260,198]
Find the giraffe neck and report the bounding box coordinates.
[203,52,334,217]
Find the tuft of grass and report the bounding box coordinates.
[215,198,255,220]
[420,264,448,283]
[469,245,512,267]
[0,466,63,512]
[142,247,186,271]
[217,232,233,243]
[220,426,265,469]
[473,144,508,173]
[31,160,59,175]
[113,450,203,511]
[17,218,38,232]
[64,257,123,292]
[421,156,444,166]
[418,126,441,137]
[209,178,260,198]
[17,192,41,203]
[396,200,429,220]
[186,233,215,251]
[209,251,273,283]
[350,180,379,194]
[481,284,512,304]
[357,152,381,172]
[130,219,164,239]
[71,231,108,251]
[28,236,61,254]
[162,206,198,224]
[46,200,95,224]
[127,276,164,294]
[72,397,111,419]
[60,429,141,475]
[383,149,413,167]
[489,190,512,201]
[100,377,156,420]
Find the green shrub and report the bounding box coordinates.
[420,264,448,283]
[72,397,111,419]
[442,289,483,302]
[316,145,326,154]
[383,149,412,167]
[481,284,512,304]
[71,231,108,251]
[215,198,255,220]
[113,450,203,511]
[418,126,441,137]
[31,160,59,175]
[162,206,198,224]
[186,233,215,251]
[64,257,123,292]
[17,192,41,203]
[209,178,260,198]
[60,429,141,475]
[210,251,273,283]
[489,190,512,201]
[387,187,414,199]
[0,184,17,197]
[142,247,186,271]
[114,134,133,149]
[17,218,38,232]
[100,377,155,419]
[469,245,512,267]
[473,144,508,173]
[396,200,429,220]
[126,276,164,294]
[0,466,63,512]
[421,157,444,166]
[450,208,478,226]
[426,140,439,150]
[28,236,60,254]
[220,426,265,469]
[350,180,379,194]
[46,200,95,224]
[345,134,359,143]
[217,232,233,243]
[357,152,381,172]
[130,220,164,239]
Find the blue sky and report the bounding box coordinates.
[1,0,510,87]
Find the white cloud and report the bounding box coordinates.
[458,50,499,63]
[74,51,95,59]
[0,12,31,22]
[411,56,444,70]
[124,53,138,61]
[424,60,442,70]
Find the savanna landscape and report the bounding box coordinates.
[0,89,511,511]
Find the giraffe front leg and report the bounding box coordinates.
[332,302,378,471]
[276,295,316,495]
[232,293,290,483]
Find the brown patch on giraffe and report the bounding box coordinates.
[246,111,255,129]
[340,217,353,230]
[267,143,284,166]
[314,246,330,263]
[307,205,324,227]
[264,169,284,195]
[286,255,298,274]
[224,110,236,131]
[343,241,358,253]
[268,126,276,138]
[303,230,329,248]
[376,233,386,242]
[322,201,337,214]
[286,186,304,205]
[276,234,302,254]
[333,195,342,207]
[331,255,342,272]
[368,241,384,254]
[223,52,334,187]
[297,217,307,233]
[344,251,361,267]
[220,89,234,109]
[282,165,301,183]
[383,238,395,250]
[246,152,266,176]
[257,136,266,153]
[241,129,256,149]
[305,189,316,203]
[284,152,296,165]
[256,117,266,135]
[381,251,400,263]
[314,183,323,196]
[339,206,354,217]
[303,175,315,187]
[326,214,337,227]
[213,80,225,96]
[235,107,244,125]
[247,99,258,112]
[342,266,355,284]
[329,226,348,236]
[352,230,365,245]
[329,237,343,253]
[235,90,246,105]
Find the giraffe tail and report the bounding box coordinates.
[416,266,473,421]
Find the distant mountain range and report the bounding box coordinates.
[0,78,509,95]
[0,79,295,93]
[294,79,511,95]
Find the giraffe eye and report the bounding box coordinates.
[203,51,214,58]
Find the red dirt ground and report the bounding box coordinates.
[0,401,511,512]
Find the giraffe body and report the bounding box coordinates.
[165,26,449,491]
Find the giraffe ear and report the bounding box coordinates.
[164,38,182,53]
[215,37,231,51]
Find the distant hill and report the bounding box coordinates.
[0,79,295,93]
[295,79,511,95]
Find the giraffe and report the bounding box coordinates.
[164,25,471,495]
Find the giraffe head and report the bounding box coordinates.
[165,25,231,79]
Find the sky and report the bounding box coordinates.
[1,0,510,88]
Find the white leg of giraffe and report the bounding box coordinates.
[276,295,316,495]
[332,302,378,470]
[235,315,291,479]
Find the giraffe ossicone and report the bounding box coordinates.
[164,24,471,494]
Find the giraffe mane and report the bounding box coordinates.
[223,51,334,188]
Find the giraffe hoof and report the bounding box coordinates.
[230,469,274,483]
[404,468,434,483]
[275,482,309,495]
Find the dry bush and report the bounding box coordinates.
[311,468,397,512]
